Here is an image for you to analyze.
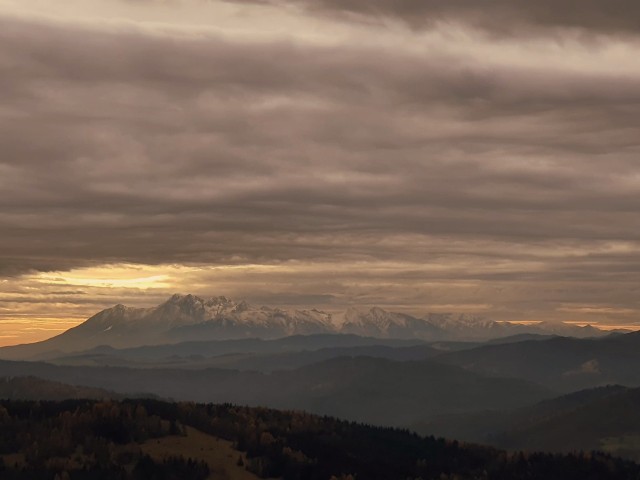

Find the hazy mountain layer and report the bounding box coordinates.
[0,356,552,427]
[438,332,640,392]
[0,375,119,401]
[418,385,640,462]
[50,343,439,371]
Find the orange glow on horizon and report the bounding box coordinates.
[0,318,84,347]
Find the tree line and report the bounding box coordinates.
[1,398,639,479]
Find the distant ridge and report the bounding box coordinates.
[0,293,609,359]
[0,376,119,401]
[0,356,552,425]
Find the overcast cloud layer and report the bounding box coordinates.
[234,0,640,36]
[1,0,639,343]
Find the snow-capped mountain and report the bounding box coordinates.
[63,294,338,348]
[424,313,605,340]
[168,298,336,342]
[424,313,532,341]
[0,294,610,359]
[338,307,444,339]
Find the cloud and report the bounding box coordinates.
[234,0,640,37]
[0,9,639,334]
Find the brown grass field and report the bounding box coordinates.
[141,426,264,480]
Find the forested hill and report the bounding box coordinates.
[1,398,639,480]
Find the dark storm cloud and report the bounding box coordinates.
[1,11,640,323]
[236,0,640,36]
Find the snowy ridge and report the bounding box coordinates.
[15,293,611,353]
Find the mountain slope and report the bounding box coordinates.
[337,307,444,338]
[4,398,640,480]
[417,385,627,443]
[492,386,640,459]
[420,385,640,462]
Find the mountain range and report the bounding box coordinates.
[4,293,640,462]
[0,293,611,359]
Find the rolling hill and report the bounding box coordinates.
[418,385,640,462]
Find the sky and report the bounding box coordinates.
[1,0,640,345]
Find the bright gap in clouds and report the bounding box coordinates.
[35,270,172,289]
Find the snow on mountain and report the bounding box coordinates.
[423,314,608,341]
[424,313,518,340]
[527,321,605,338]
[337,307,444,339]
[169,300,336,341]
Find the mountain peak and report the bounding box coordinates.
[166,293,237,307]
[167,293,203,304]
[204,295,235,307]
